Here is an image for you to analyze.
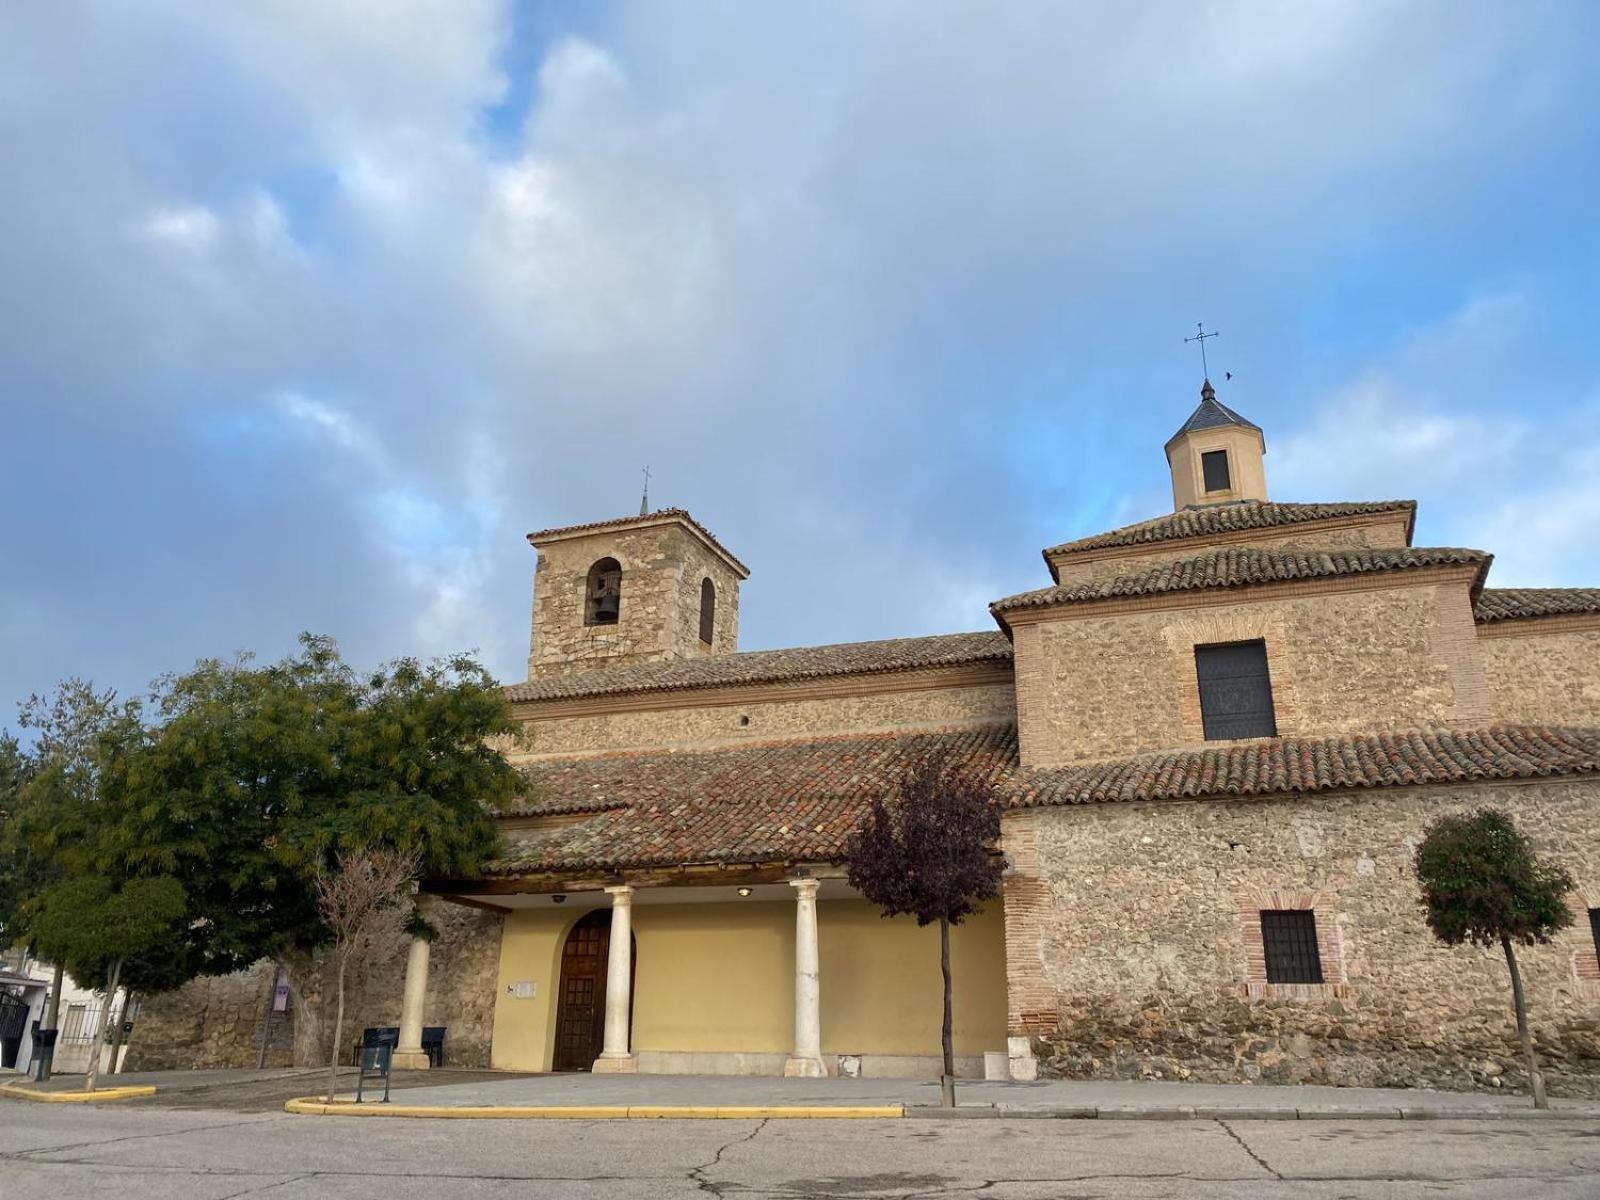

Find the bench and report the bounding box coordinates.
[354,1025,446,1067]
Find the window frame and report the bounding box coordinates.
[1194,639,1278,741]
[1200,448,1232,493]
[1260,909,1325,985]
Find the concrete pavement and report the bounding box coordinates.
[4,1095,1600,1198]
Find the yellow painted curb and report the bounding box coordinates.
[0,1083,157,1104]
[284,1097,903,1119]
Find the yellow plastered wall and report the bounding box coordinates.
[489,897,1008,1070]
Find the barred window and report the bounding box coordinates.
[1201,449,1231,492]
[1261,909,1324,985]
[1195,640,1277,740]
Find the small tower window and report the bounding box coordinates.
[1201,449,1231,493]
[699,577,716,645]
[585,557,622,626]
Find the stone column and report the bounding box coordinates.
[591,885,638,1073]
[392,895,433,1070]
[783,878,826,1077]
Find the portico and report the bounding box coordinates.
[421,872,1007,1078]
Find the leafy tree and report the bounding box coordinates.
[119,635,516,1063]
[846,757,1005,1107]
[313,851,416,1102]
[29,875,187,1091]
[1415,808,1574,1109]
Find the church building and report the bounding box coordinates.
[135,382,1600,1092]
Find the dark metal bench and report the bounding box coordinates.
[354,1025,446,1067]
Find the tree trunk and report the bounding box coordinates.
[257,962,280,1070]
[35,961,65,1082]
[282,952,327,1068]
[83,958,122,1094]
[939,915,955,1109]
[326,956,348,1104]
[1501,936,1548,1109]
[107,990,135,1075]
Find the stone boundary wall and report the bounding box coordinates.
[1478,621,1600,727]
[1005,777,1600,1097]
[126,903,503,1072]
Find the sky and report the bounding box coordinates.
[3,1,1598,716]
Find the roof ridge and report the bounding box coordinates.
[1044,498,1417,558]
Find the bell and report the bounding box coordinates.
[592,591,620,623]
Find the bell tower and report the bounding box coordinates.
[525,508,749,680]
[1164,380,1268,510]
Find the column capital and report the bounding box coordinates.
[788,878,821,898]
[604,884,635,903]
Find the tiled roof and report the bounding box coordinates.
[1011,726,1600,808]
[1474,588,1600,624]
[503,631,1013,703]
[1044,499,1417,557]
[526,508,750,576]
[484,723,1600,877]
[993,546,1489,616]
[488,725,1017,874]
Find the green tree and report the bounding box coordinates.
[1415,808,1575,1109]
[845,757,1005,1107]
[121,635,516,1063]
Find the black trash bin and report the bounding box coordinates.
[29,1023,59,1079]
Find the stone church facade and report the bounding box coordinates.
[131,382,1600,1094]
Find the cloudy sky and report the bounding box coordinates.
[3,1,1598,714]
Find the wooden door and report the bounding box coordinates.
[552,910,610,1071]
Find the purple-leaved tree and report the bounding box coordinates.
[845,756,1005,1107]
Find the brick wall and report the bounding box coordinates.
[1010,777,1600,1095]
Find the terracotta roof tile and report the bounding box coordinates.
[1474,587,1600,623]
[993,546,1489,616]
[1044,499,1416,557]
[484,723,1600,876]
[1011,726,1600,808]
[488,725,1017,874]
[503,630,1013,703]
[525,508,750,576]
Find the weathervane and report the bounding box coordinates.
[639,465,652,517]
[1184,322,1220,380]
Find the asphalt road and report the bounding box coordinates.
[4,1098,1600,1198]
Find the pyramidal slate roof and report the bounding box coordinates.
[1475,588,1600,624]
[1165,382,1262,450]
[994,546,1490,617]
[503,630,1013,704]
[1044,499,1417,559]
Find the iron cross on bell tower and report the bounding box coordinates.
[1184,322,1220,380]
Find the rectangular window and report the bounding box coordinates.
[1195,640,1277,740]
[1201,449,1231,492]
[1590,908,1600,972]
[1261,910,1324,984]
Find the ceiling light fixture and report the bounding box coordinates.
[737,887,753,897]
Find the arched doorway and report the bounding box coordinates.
[552,909,634,1071]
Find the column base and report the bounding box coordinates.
[591,1054,638,1074]
[1006,1036,1038,1082]
[391,1049,431,1071]
[782,1055,827,1078]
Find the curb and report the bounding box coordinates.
[284,1098,905,1119]
[0,1083,157,1104]
[905,1103,1593,1122]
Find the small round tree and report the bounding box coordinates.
[1414,808,1574,1108]
[845,756,1004,1107]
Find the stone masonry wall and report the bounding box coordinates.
[126,904,503,1071]
[1479,621,1600,727]
[511,678,1017,759]
[1014,576,1489,767]
[528,523,742,678]
[1005,778,1600,1097]
[1049,515,1413,588]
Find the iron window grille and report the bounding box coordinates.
[1261,909,1324,985]
[1195,639,1278,740]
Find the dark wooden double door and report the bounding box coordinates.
[552,908,634,1072]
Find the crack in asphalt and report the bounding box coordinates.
[2,1113,286,1159]
[1216,1118,1283,1179]
[689,1117,770,1196]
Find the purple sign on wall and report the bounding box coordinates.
[272,969,290,1013]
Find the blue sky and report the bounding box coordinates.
[3,1,1598,714]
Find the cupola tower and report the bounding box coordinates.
[1163,380,1267,510]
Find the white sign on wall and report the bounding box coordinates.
[506,981,537,999]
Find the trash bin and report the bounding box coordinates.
[30,1024,60,1081]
